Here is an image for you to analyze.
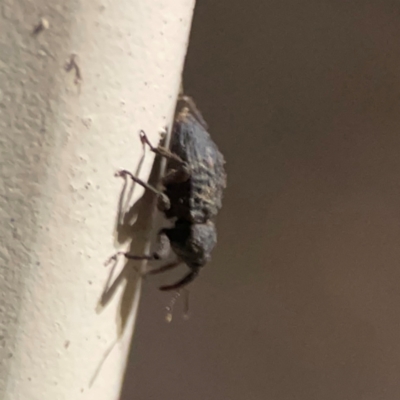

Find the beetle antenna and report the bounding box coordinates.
[165,291,181,323]
[164,288,191,323]
[183,288,190,320]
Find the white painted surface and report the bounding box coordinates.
[0,0,195,399]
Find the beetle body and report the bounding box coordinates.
[115,100,226,291]
[165,108,226,224]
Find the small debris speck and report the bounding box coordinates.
[32,17,49,35]
[65,54,82,87]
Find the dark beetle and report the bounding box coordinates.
[113,99,227,291]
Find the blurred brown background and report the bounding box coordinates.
[121,1,400,399]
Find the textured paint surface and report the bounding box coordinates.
[0,0,195,399]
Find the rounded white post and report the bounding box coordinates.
[0,1,195,399]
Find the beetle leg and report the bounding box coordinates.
[116,169,170,211]
[105,230,171,266]
[144,261,181,276]
[139,130,186,166]
[161,165,191,185]
[104,251,156,267]
[159,269,199,291]
[104,248,162,266]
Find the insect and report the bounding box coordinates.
[111,98,227,291]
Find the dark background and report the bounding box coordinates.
[122,2,400,399]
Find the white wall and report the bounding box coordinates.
[0,1,195,399]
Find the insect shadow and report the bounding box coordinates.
[90,133,166,387]
[97,133,165,336]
